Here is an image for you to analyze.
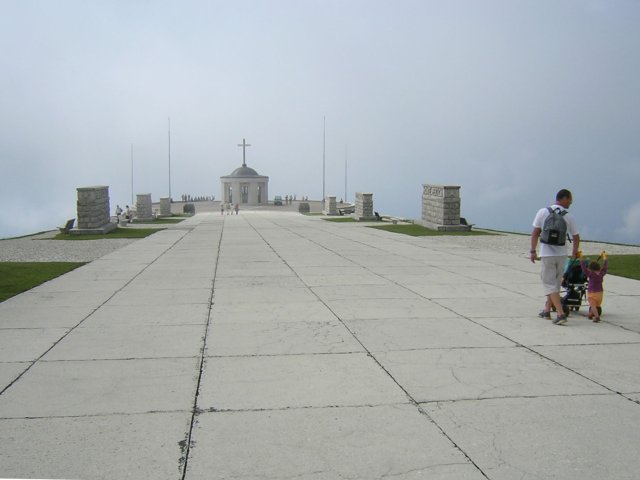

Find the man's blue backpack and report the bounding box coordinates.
[540,207,568,246]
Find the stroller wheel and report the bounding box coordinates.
[563,305,570,316]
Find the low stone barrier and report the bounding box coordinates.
[72,186,117,235]
[416,184,471,231]
[353,192,377,221]
[323,196,338,215]
[136,193,153,221]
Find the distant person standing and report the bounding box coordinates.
[115,205,122,219]
[220,203,224,215]
[234,203,239,215]
[530,189,580,325]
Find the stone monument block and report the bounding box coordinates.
[353,192,377,221]
[159,197,171,217]
[136,193,153,221]
[323,196,338,215]
[417,184,471,231]
[73,185,116,235]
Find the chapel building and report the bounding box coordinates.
[220,139,269,205]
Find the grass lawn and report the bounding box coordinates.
[0,262,86,302]
[368,224,498,237]
[53,227,164,240]
[600,254,640,281]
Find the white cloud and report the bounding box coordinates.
[614,202,640,245]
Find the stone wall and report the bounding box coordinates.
[136,193,153,220]
[418,184,470,231]
[76,186,111,229]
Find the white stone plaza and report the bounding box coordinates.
[1,210,640,479]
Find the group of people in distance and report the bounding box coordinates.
[115,205,132,223]
[220,203,240,215]
[530,189,608,325]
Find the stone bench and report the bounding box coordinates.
[58,218,75,234]
[374,212,400,224]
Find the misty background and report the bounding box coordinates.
[1,0,639,244]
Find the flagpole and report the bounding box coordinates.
[168,117,172,201]
[130,143,134,205]
[322,116,326,209]
[344,144,348,203]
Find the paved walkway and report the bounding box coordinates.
[1,211,639,480]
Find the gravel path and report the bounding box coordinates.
[422,230,640,257]
[0,231,138,262]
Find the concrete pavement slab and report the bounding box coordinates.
[604,275,640,295]
[0,357,199,417]
[0,412,190,480]
[312,283,423,300]
[325,297,460,320]
[211,299,338,323]
[0,362,29,391]
[213,275,305,288]
[79,303,210,327]
[30,276,129,293]
[405,282,525,299]
[444,265,537,285]
[127,273,214,290]
[108,287,213,306]
[532,343,640,394]
[473,316,640,346]
[0,304,95,328]
[214,285,318,304]
[275,254,358,268]
[377,347,609,402]
[2,289,114,308]
[186,405,485,480]
[296,272,389,286]
[215,262,295,277]
[346,253,427,268]
[345,317,515,352]
[198,353,409,411]
[424,395,640,480]
[294,264,380,278]
[434,296,542,318]
[44,324,207,360]
[598,294,640,333]
[0,328,69,362]
[207,319,364,356]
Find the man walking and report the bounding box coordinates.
[530,189,580,325]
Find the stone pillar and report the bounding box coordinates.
[323,196,337,215]
[136,193,153,221]
[417,184,470,231]
[354,192,376,221]
[159,197,171,216]
[74,185,116,234]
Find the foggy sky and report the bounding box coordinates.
[1,0,639,244]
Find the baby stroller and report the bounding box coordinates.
[561,257,587,316]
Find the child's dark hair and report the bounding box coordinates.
[589,261,601,271]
